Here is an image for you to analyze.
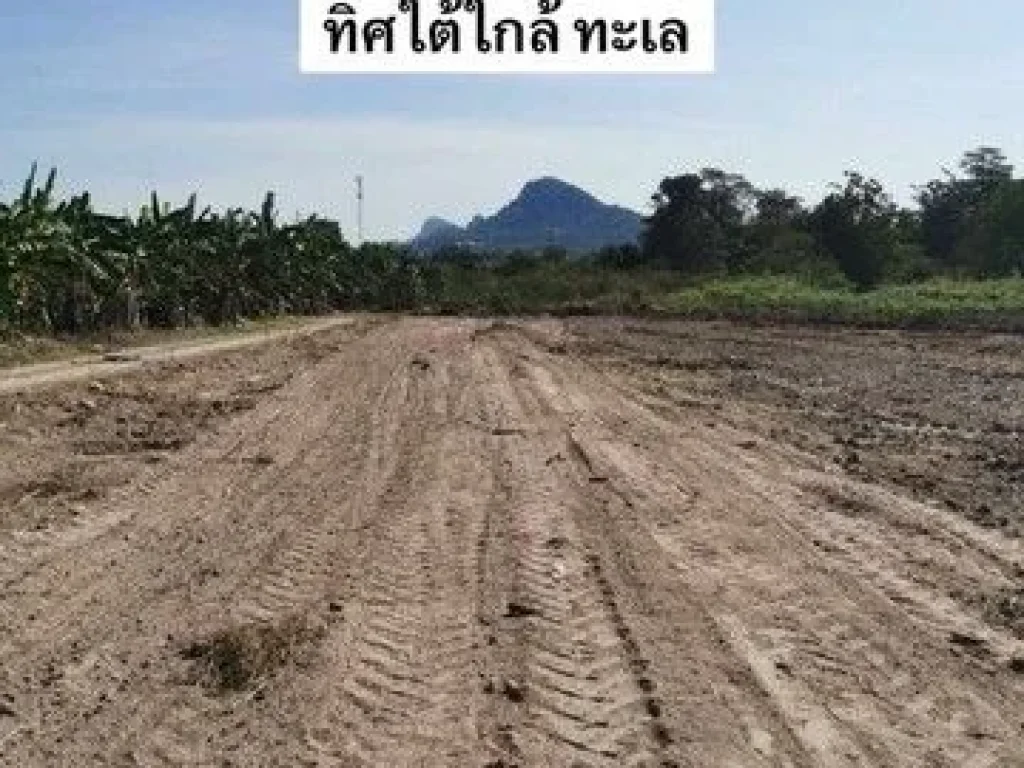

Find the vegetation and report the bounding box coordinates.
[180,615,325,693]
[0,164,425,334]
[653,275,1024,329]
[640,146,1024,290]
[3,145,1024,338]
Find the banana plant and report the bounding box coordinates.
[1,164,425,333]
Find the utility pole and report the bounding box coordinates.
[355,175,364,246]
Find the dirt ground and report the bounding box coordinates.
[1,315,1022,767]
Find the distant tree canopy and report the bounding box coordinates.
[2,146,1023,336]
[640,147,1022,286]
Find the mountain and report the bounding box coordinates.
[413,216,463,243]
[410,177,643,253]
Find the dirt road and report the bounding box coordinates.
[0,315,357,395]
[1,317,1022,766]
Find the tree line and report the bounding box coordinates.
[637,146,1023,289]
[1,146,1021,334]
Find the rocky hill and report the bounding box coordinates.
[410,177,643,253]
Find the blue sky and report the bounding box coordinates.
[2,1,1023,240]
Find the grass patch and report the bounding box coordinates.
[6,271,1024,338]
[652,275,1024,329]
[420,264,1024,329]
[179,615,326,694]
[420,262,688,316]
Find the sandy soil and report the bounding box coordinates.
[0,316,358,395]
[1,316,1022,767]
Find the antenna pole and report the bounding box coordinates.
[355,175,364,246]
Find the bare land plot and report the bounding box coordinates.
[1,316,1022,766]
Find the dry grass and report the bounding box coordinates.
[179,614,326,694]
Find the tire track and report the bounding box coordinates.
[310,495,478,765]
[475,337,673,767]
[0,381,315,596]
[10,317,1024,767]
[74,332,411,766]
[229,361,409,625]
[0,335,386,766]
[518,335,1024,766]
[512,506,668,766]
[128,346,421,767]
[302,347,486,767]
[0,325,373,593]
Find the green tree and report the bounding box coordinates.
[960,146,1014,187]
[960,180,1024,276]
[809,172,898,290]
[915,147,1014,271]
[642,169,754,273]
[744,189,819,275]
